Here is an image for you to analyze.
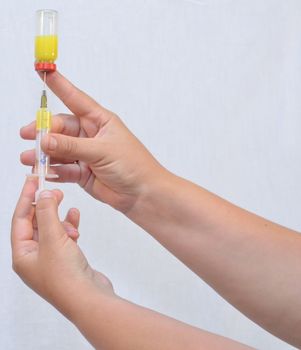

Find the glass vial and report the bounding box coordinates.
[34,9,58,71]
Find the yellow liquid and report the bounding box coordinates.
[36,108,52,130]
[35,35,58,62]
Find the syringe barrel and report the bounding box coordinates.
[34,108,51,176]
[35,9,58,72]
[35,129,50,177]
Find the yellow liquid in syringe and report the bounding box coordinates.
[36,108,52,130]
[35,35,58,62]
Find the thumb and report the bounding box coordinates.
[36,190,64,244]
[42,133,101,163]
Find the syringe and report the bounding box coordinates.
[34,73,53,203]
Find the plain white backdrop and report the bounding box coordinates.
[0,0,300,349]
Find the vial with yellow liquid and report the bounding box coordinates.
[35,9,58,72]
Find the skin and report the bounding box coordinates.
[11,178,112,314]
[12,178,252,350]
[14,70,301,348]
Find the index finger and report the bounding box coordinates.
[20,114,80,140]
[41,70,109,125]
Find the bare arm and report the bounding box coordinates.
[72,288,253,350]
[11,178,253,350]
[127,171,301,347]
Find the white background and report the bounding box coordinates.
[0,0,300,349]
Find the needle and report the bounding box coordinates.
[43,71,47,90]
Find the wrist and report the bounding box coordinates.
[126,168,180,226]
[67,284,122,348]
[45,266,115,322]
[54,277,117,323]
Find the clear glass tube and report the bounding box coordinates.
[35,10,58,69]
[36,9,58,36]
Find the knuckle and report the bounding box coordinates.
[62,137,77,156]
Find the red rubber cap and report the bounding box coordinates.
[34,62,57,72]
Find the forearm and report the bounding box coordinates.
[70,286,253,350]
[127,170,301,347]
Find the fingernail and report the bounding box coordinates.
[48,136,57,151]
[65,226,78,234]
[39,190,53,199]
